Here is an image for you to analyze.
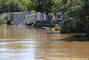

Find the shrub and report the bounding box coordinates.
[60,19,88,33]
[0,15,8,25]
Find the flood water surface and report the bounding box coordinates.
[0,25,89,60]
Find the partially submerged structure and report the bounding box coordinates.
[11,11,29,25]
[8,12,23,25]
[6,11,64,25]
[6,11,47,25]
[7,11,48,25]
[25,12,47,25]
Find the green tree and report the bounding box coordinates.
[0,0,26,13]
[59,0,89,33]
[0,0,9,13]
[36,0,54,14]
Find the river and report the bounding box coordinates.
[0,25,89,60]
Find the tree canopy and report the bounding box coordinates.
[0,0,54,14]
[0,0,27,13]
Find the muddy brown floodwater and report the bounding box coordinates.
[0,25,89,60]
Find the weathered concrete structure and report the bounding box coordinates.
[25,12,47,24]
[11,11,29,25]
[7,11,47,25]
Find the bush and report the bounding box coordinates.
[0,15,8,25]
[60,19,88,33]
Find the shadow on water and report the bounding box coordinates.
[46,32,89,42]
[46,32,60,34]
[52,35,89,42]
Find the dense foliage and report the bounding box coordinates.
[56,0,89,33]
[0,15,8,25]
[0,0,54,13]
[0,0,27,13]
[60,19,88,33]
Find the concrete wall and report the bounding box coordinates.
[25,12,47,24]
[8,12,23,21]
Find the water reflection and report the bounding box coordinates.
[52,34,89,42]
[0,25,89,60]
